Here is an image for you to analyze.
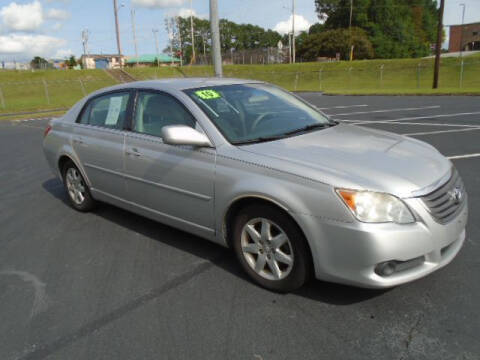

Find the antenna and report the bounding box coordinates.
[82,29,89,55]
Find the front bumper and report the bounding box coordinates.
[296,196,468,288]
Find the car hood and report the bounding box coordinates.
[237,124,451,198]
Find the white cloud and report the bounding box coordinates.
[54,48,73,59]
[176,7,195,17]
[0,34,65,58]
[167,7,206,19]
[132,0,184,8]
[46,8,70,20]
[0,1,44,31]
[273,14,311,35]
[52,22,63,31]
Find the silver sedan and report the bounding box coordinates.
[43,78,468,292]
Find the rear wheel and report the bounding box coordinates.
[62,161,95,212]
[232,204,311,292]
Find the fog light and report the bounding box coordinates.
[375,261,397,276]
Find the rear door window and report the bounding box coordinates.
[79,92,130,129]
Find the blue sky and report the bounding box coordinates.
[0,0,479,61]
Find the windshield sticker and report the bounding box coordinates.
[195,89,221,100]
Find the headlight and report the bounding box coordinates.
[336,189,415,224]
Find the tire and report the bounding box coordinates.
[62,160,96,212]
[232,204,311,292]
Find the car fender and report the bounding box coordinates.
[56,142,92,187]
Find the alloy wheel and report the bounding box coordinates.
[65,167,86,205]
[240,218,294,281]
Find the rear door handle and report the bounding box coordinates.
[126,147,141,157]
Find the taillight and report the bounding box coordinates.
[44,125,52,138]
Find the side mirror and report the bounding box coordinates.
[161,125,213,147]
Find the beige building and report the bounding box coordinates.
[80,54,125,69]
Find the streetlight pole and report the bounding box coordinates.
[433,0,445,89]
[459,3,466,57]
[152,29,160,68]
[210,0,222,77]
[292,0,295,63]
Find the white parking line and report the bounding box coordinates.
[318,104,368,110]
[347,120,479,128]
[344,111,480,125]
[332,105,440,116]
[404,127,480,136]
[447,153,480,160]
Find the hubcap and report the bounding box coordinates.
[65,168,86,205]
[240,218,294,281]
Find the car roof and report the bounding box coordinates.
[95,77,264,94]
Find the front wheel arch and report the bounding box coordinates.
[223,196,314,274]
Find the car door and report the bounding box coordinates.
[72,90,132,198]
[124,90,216,238]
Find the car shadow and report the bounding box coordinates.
[42,177,388,305]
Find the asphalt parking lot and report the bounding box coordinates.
[1,95,479,360]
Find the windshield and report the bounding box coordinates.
[184,84,333,144]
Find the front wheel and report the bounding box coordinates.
[62,161,96,212]
[232,204,311,292]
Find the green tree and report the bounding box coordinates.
[314,0,438,58]
[166,16,282,64]
[65,55,77,69]
[309,23,325,34]
[30,56,49,69]
[297,27,374,61]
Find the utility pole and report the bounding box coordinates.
[167,18,174,66]
[459,3,466,57]
[288,33,292,63]
[152,29,160,67]
[209,0,222,77]
[113,0,122,56]
[131,9,139,65]
[190,0,196,64]
[176,17,183,66]
[292,0,295,63]
[433,0,445,89]
[349,0,353,61]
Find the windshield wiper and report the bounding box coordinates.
[283,122,335,136]
[232,134,286,145]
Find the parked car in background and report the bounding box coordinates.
[43,78,468,292]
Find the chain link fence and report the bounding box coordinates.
[0,78,116,114]
[130,59,480,92]
[0,59,479,114]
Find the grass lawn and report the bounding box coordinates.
[125,56,480,94]
[1,55,478,118]
[0,69,116,115]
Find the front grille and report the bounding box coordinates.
[420,169,466,224]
